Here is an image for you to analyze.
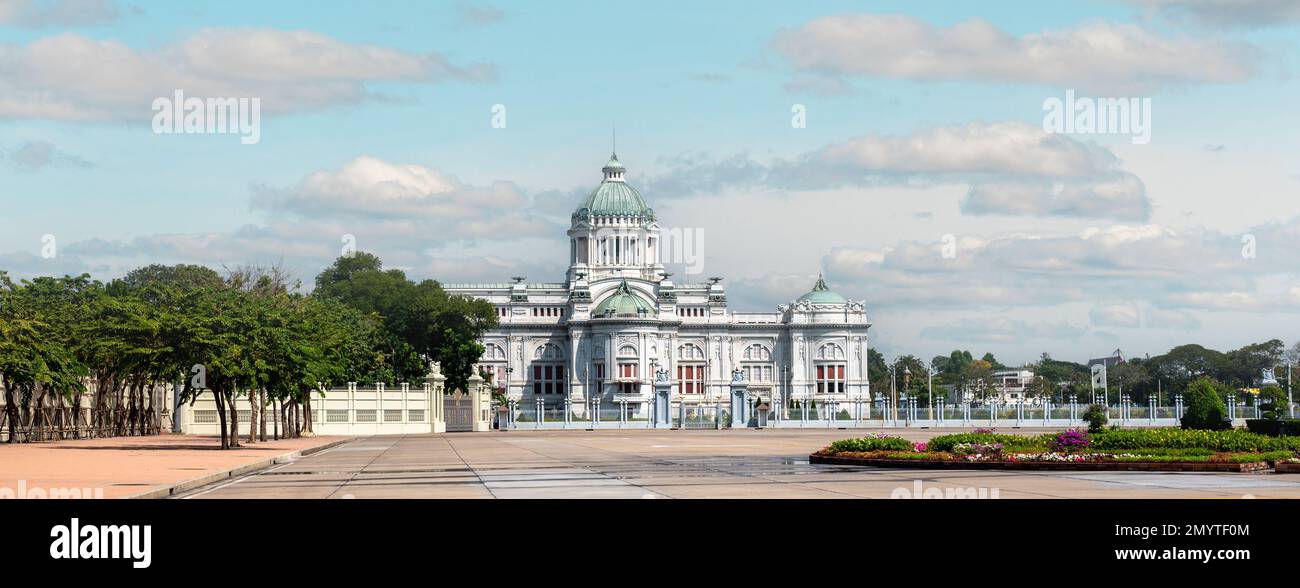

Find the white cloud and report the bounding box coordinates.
[921,318,1088,344]
[0,29,495,121]
[250,156,554,240]
[820,218,1300,314]
[645,122,1151,220]
[771,14,1257,92]
[1090,303,1142,328]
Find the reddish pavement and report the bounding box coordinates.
[0,433,349,498]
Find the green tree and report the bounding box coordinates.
[1181,377,1229,430]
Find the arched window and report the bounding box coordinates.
[534,343,564,360]
[482,343,506,361]
[618,344,638,358]
[742,344,771,361]
[531,343,565,396]
[741,343,773,383]
[678,343,705,361]
[817,343,845,360]
[815,342,846,394]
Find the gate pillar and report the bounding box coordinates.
[729,377,750,429]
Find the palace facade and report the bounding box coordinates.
[445,152,872,418]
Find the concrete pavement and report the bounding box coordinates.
[171,429,1300,499]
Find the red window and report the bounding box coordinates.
[677,364,704,394]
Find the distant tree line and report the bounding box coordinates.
[0,252,495,448]
[869,341,1298,407]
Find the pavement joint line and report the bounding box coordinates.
[128,436,354,499]
[322,436,402,499]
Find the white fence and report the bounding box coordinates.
[180,382,450,436]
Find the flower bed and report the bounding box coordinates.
[812,429,1300,473]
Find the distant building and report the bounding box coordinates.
[1088,349,1125,370]
[963,368,1038,405]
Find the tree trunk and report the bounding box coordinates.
[301,393,315,436]
[258,390,267,442]
[4,382,20,444]
[247,390,257,444]
[227,390,241,448]
[213,389,229,450]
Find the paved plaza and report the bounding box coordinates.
[0,434,348,499]
[173,429,1300,499]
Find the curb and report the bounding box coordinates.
[810,453,1274,473]
[126,437,354,499]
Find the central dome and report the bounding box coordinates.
[573,153,655,220]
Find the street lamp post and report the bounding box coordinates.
[903,366,912,422]
[889,364,897,423]
[927,369,934,420]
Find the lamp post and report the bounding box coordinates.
[1286,359,1295,419]
[889,364,897,422]
[927,368,933,420]
[903,365,912,422]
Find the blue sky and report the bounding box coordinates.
[2,0,1299,365]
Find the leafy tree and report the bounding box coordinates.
[1181,377,1229,430]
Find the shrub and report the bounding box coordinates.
[1082,404,1108,433]
[1245,419,1300,437]
[927,432,1041,452]
[1048,429,1091,452]
[1091,428,1300,452]
[1258,387,1289,420]
[1181,377,1229,430]
[828,436,914,453]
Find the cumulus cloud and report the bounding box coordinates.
[921,318,1088,344]
[0,29,496,121]
[643,122,1151,220]
[0,0,119,29]
[3,140,93,172]
[820,218,1300,314]
[1122,0,1300,29]
[3,156,567,286]
[1090,303,1142,328]
[770,14,1258,93]
[250,156,555,240]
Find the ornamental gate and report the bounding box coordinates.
[445,391,474,432]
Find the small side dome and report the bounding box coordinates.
[797,275,847,304]
[593,280,655,318]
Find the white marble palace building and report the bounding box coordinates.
[445,152,872,417]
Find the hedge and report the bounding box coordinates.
[828,436,914,453]
[1245,419,1300,437]
[926,432,1045,452]
[1091,428,1300,452]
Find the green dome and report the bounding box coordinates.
[797,275,847,304]
[573,153,654,220]
[593,280,655,318]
